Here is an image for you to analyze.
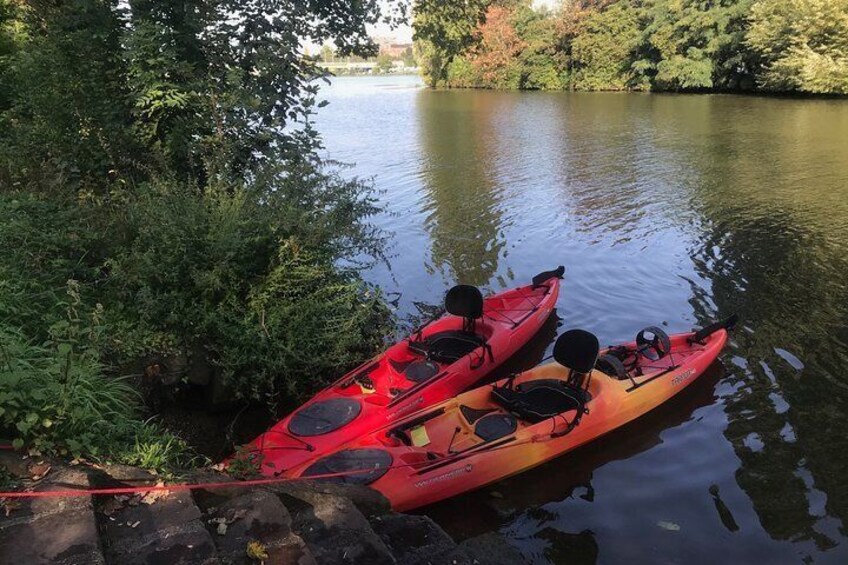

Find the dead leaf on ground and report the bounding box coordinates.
[139,482,169,505]
[29,463,51,481]
[216,522,228,535]
[227,508,248,523]
[246,540,268,561]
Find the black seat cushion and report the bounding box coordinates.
[411,330,484,364]
[474,413,517,442]
[554,329,600,374]
[492,379,585,424]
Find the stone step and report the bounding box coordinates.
[0,463,105,565]
[90,465,218,565]
[273,482,397,565]
[197,488,315,565]
[369,513,472,565]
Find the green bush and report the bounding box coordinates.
[0,284,192,471]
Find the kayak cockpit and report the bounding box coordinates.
[384,329,601,456]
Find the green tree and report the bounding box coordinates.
[414,0,490,87]
[747,0,848,94]
[376,52,394,73]
[632,0,755,92]
[0,0,402,462]
[402,45,416,67]
[571,1,641,91]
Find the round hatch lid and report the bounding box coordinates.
[288,398,362,437]
[302,448,392,485]
[405,360,440,383]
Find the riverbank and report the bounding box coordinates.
[0,452,520,564]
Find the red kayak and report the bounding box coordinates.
[238,267,565,476]
[285,317,735,511]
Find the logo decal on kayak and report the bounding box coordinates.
[386,396,424,420]
[672,369,695,386]
[413,464,474,488]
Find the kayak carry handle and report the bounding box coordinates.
[532,265,565,288]
[688,314,739,345]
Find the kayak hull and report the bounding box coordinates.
[288,327,727,511]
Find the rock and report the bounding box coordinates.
[268,480,391,518]
[96,476,217,565]
[0,451,32,478]
[370,513,462,565]
[277,486,394,564]
[207,490,314,565]
[458,532,524,565]
[0,467,105,565]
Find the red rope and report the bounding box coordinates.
[0,468,375,500]
[0,431,553,500]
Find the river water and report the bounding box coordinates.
[314,75,848,564]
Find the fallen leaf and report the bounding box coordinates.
[228,508,248,523]
[217,522,228,536]
[29,463,51,481]
[140,482,169,505]
[246,540,268,561]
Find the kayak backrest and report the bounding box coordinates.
[553,329,600,375]
[445,284,484,334]
[445,284,483,320]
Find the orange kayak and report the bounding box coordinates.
[237,267,565,476]
[288,317,735,511]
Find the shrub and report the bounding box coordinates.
[0,284,192,471]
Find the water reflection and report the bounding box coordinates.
[316,78,848,563]
[416,91,510,286]
[683,95,848,559]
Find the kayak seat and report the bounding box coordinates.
[492,329,598,425]
[408,284,492,365]
[491,379,584,424]
[410,330,485,364]
[474,412,517,442]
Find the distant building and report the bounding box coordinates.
[377,38,413,59]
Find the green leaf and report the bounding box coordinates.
[12,438,24,450]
